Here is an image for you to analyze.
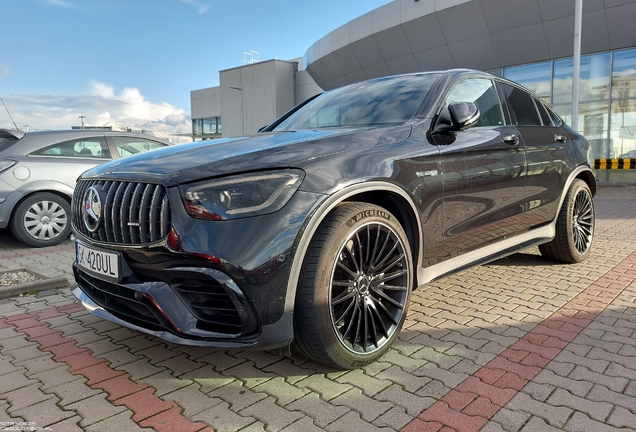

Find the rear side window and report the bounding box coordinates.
[0,135,19,152]
[498,82,542,126]
[546,105,563,126]
[536,101,554,126]
[30,137,112,158]
[111,136,167,158]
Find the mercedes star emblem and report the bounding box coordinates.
[83,186,103,232]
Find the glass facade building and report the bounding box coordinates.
[493,48,636,182]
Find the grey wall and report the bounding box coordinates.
[295,70,323,105]
[191,61,323,138]
[190,86,221,119]
[305,0,636,90]
[220,59,298,137]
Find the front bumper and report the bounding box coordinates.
[71,189,323,349]
[71,281,293,349]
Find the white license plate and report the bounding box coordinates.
[76,242,120,281]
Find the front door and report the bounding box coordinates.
[438,78,527,260]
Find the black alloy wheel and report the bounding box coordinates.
[571,185,594,255]
[293,202,412,369]
[539,179,594,263]
[330,221,410,354]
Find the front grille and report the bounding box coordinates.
[73,180,171,245]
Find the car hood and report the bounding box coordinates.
[82,126,411,186]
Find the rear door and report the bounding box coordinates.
[497,82,571,228]
[438,78,527,259]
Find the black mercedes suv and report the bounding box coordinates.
[70,70,595,369]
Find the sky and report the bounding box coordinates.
[0,0,389,136]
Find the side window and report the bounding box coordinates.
[546,105,563,127]
[112,137,167,158]
[30,137,111,158]
[535,100,554,126]
[499,83,542,126]
[446,79,504,127]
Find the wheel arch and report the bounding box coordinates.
[11,189,72,222]
[284,182,422,315]
[575,169,596,197]
[342,190,420,280]
[553,166,596,221]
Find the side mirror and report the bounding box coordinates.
[448,102,480,131]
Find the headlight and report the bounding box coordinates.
[0,159,17,174]
[179,169,305,220]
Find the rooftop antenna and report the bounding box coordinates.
[1,98,19,130]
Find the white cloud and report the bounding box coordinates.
[615,68,636,78]
[0,82,191,140]
[181,0,209,14]
[90,81,115,98]
[0,64,8,78]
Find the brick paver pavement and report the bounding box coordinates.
[0,185,635,431]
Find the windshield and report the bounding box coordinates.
[273,74,441,131]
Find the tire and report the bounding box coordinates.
[10,193,72,247]
[293,202,413,369]
[539,179,594,263]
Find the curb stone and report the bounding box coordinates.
[0,269,70,299]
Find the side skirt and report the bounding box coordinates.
[417,223,555,285]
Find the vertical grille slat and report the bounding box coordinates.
[129,183,143,243]
[149,184,162,242]
[160,196,169,239]
[139,184,153,243]
[111,182,126,243]
[72,180,171,245]
[120,183,134,244]
[104,182,117,243]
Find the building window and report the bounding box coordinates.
[611,49,636,160]
[501,48,636,181]
[612,48,636,99]
[581,53,611,102]
[552,53,611,104]
[611,99,636,158]
[202,118,217,134]
[192,117,222,139]
[503,61,551,103]
[552,58,572,104]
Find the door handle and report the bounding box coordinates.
[555,134,568,143]
[503,134,519,145]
